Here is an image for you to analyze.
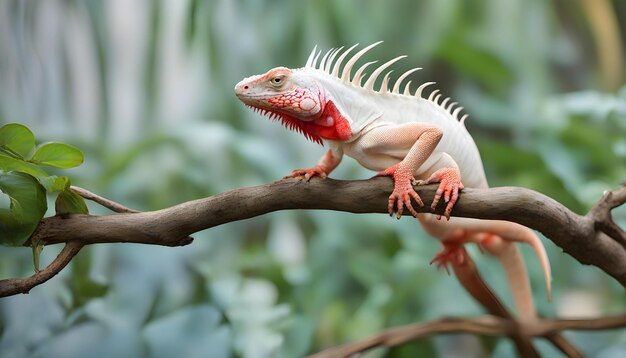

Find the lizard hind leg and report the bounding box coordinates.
[430,242,467,275]
[429,228,471,275]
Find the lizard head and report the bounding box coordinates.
[235,67,351,145]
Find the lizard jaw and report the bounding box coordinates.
[245,105,324,145]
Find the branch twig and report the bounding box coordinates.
[588,184,626,248]
[0,241,83,297]
[70,185,139,213]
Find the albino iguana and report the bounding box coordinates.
[234,42,551,319]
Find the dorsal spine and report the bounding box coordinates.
[305,43,468,125]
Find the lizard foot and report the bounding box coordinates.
[414,167,464,220]
[379,164,424,219]
[430,242,466,275]
[284,167,327,181]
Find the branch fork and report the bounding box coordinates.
[589,183,626,247]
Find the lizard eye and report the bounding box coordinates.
[269,76,285,87]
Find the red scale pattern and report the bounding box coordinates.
[249,100,352,145]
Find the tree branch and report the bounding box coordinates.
[0,178,624,355]
[17,178,626,287]
[307,314,626,358]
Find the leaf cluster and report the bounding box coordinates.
[0,123,87,247]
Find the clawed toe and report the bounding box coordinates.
[285,167,327,181]
[388,186,423,219]
[389,192,421,219]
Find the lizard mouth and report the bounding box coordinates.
[245,105,323,145]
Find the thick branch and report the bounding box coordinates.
[23,178,626,286]
[308,314,626,358]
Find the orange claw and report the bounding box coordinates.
[284,167,327,181]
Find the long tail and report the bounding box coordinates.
[478,232,549,320]
[481,221,552,302]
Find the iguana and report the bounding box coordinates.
[234,42,551,319]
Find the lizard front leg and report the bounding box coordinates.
[285,146,343,181]
[361,123,445,218]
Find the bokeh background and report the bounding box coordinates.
[1,0,626,357]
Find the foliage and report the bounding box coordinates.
[0,1,625,357]
[0,123,87,247]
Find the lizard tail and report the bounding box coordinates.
[521,229,552,302]
[479,222,552,303]
[481,237,536,318]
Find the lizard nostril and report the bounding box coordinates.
[243,85,249,90]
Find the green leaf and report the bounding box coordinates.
[0,155,68,192]
[32,242,44,272]
[0,172,47,246]
[0,154,50,178]
[55,188,89,215]
[0,123,36,158]
[31,142,84,169]
[41,175,70,193]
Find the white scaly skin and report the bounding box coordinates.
[235,43,551,320]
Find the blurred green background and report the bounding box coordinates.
[1,0,625,357]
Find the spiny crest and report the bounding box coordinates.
[304,42,468,124]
